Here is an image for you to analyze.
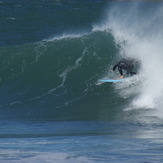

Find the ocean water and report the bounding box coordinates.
[1,0,163,162]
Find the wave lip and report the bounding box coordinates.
[43,32,89,42]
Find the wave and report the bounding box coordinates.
[94,1,163,116]
[1,1,163,122]
[0,30,119,121]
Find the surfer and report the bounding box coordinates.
[112,58,137,79]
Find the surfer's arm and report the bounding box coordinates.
[113,59,123,71]
[113,62,119,71]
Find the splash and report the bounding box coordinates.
[94,1,163,110]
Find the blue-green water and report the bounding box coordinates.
[1,0,163,162]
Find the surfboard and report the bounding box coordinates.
[98,78,126,83]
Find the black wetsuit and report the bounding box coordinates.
[113,58,137,76]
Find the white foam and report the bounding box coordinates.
[0,152,94,163]
[95,2,163,112]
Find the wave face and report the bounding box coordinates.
[1,0,163,121]
[0,32,119,120]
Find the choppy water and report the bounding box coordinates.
[1,0,163,162]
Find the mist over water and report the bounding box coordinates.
[94,1,163,114]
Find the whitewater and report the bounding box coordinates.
[94,1,163,114]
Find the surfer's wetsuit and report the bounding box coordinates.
[113,58,137,76]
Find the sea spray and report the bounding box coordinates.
[94,1,163,111]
